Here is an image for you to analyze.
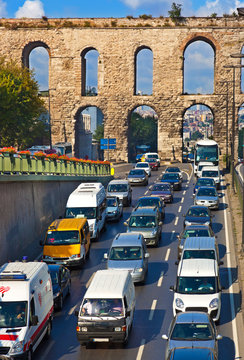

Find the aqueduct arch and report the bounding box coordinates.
[1,17,244,161]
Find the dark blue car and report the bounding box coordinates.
[48,264,71,310]
[194,177,216,194]
[183,205,212,227]
[167,347,216,360]
[161,173,182,190]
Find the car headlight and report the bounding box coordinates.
[112,210,118,214]
[54,291,60,299]
[114,327,122,332]
[9,340,25,354]
[185,220,191,226]
[70,254,80,259]
[81,327,88,332]
[89,224,94,231]
[209,298,219,308]
[204,221,210,226]
[175,298,184,308]
[152,229,157,235]
[135,267,143,273]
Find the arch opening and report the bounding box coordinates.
[81,48,99,96]
[134,47,153,96]
[128,105,158,162]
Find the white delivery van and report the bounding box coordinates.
[76,270,135,346]
[196,161,214,178]
[65,182,106,241]
[0,261,53,359]
[201,166,221,190]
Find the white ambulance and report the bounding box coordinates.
[0,261,53,359]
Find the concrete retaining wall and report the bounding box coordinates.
[0,175,112,264]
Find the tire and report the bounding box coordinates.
[86,246,90,259]
[57,295,63,311]
[45,319,52,340]
[67,281,71,296]
[26,347,33,360]
[94,231,99,242]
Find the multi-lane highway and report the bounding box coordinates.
[34,163,244,360]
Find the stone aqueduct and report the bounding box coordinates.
[1,16,244,161]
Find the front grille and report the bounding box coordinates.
[0,347,10,355]
[185,307,208,313]
[53,257,69,261]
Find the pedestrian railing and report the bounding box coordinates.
[0,154,111,177]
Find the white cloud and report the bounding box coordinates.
[15,0,45,18]
[196,0,244,16]
[0,0,7,18]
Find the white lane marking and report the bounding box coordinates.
[157,271,164,287]
[170,230,175,242]
[182,170,189,181]
[236,163,244,183]
[223,186,240,358]
[149,299,157,320]
[183,190,186,195]
[181,197,184,203]
[178,205,182,213]
[136,339,146,360]
[174,217,179,226]
[165,248,170,261]
[145,190,148,195]
[68,304,77,315]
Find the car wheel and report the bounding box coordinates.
[45,319,52,340]
[95,231,99,242]
[86,247,90,259]
[57,295,63,311]
[27,347,33,360]
[67,281,71,296]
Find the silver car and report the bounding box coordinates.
[104,233,149,283]
[162,312,222,360]
[194,186,219,210]
[107,179,132,206]
[106,196,123,221]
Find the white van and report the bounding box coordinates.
[171,258,223,322]
[143,152,160,167]
[201,166,221,190]
[76,270,135,346]
[0,261,53,359]
[196,161,214,178]
[65,182,106,241]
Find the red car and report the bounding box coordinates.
[147,158,159,171]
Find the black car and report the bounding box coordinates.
[48,264,71,310]
[161,173,182,190]
[177,224,216,259]
[183,205,213,228]
[135,196,165,221]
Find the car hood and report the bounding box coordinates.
[107,191,128,198]
[106,206,118,212]
[185,216,210,224]
[107,259,143,270]
[169,339,215,352]
[195,196,218,201]
[128,174,145,178]
[161,179,178,183]
[128,227,155,236]
[151,190,171,196]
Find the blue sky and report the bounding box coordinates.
[2,0,244,18]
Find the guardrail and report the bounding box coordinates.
[0,154,111,177]
[234,165,243,211]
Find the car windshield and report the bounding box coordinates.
[0,301,28,328]
[171,323,213,340]
[166,167,180,173]
[152,184,170,191]
[65,207,96,219]
[108,184,128,192]
[129,170,145,176]
[138,198,160,208]
[81,298,124,317]
[202,171,218,177]
[187,208,209,217]
[177,276,217,294]
[136,163,148,168]
[46,230,80,245]
[129,215,156,228]
[162,173,179,180]
[197,188,217,197]
[147,154,158,159]
[109,246,142,260]
[107,198,117,207]
[50,271,59,285]
[181,229,211,239]
[183,250,216,260]
[197,178,215,187]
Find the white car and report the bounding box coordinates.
[135,162,151,177]
[196,162,214,178]
[170,258,223,323]
[201,166,221,190]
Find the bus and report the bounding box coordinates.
[193,139,219,174]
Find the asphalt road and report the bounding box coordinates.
[34,163,244,360]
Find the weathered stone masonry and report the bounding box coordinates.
[1,17,244,161]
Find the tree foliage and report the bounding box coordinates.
[168,2,182,19]
[129,112,157,160]
[0,58,46,149]
[93,123,104,142]
[191,130,204,141]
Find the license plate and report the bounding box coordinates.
[93,338,109,342]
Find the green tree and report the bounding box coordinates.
[168,2,182,20]
[0,58,46,149]
[93,123,104,142]
[191,130,204,141]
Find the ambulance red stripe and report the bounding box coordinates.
[0,334,18,340]
[30,306,53,344]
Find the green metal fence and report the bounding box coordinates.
[234,167,243,211]
[0,154,111,177]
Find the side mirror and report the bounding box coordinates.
[31,315,39,326]
[39,240,44,246]
[218,261,224,266]
[162,334,168,340]
[104,253,108,259]
[159,221,163,226]
[126,310,131,317]
[145,253,150,258]
[216,334,223,340]
[74,310,79,317]
[177,235,180,239]
[175,261,179,265]
[169,285,175,292]
[123,221,128,226]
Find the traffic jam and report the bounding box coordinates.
[0,141,240,360]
